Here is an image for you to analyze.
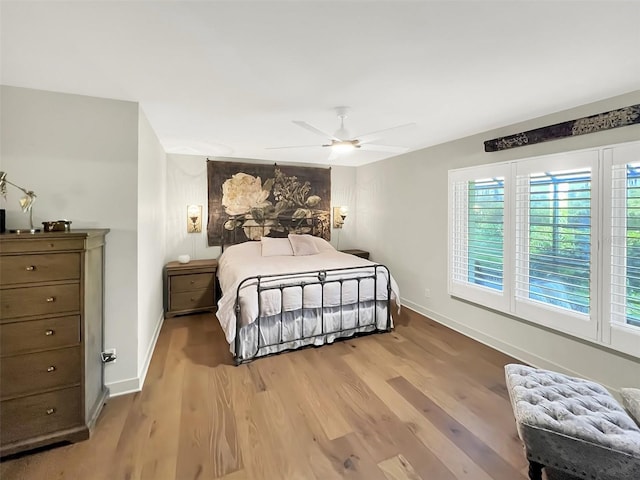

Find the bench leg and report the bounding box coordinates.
[528,461,543,480]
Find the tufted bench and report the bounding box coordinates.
[504,364,640,480]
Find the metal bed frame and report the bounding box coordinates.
[232,264,393,365]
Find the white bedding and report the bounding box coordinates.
[216,238,400,347]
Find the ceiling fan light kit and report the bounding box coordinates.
[269,107,415,159]
[324,140,360,152]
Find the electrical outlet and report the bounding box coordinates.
[424,288,431,298]
[102,348,117,364]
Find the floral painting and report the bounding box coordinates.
[207,161,331,246]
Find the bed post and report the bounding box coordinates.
[234,300,242,366]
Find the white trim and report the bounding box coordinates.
[106,376,141,398]
[138,310,165,390]
[106,310,165,398]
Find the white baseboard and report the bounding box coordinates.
[106,310,165,398]
[138,310,165,391]
[105,376,141,397]
[400,297,621,397]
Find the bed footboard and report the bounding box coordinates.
[233,264,393,365]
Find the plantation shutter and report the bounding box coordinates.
[449,165,510,311]
[610,162,640,328]
[515,169,592,314]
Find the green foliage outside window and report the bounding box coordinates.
[468,180,504,291]
[626,169,640,327]
[527,172,591,314]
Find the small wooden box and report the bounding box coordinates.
[164,259,218,318]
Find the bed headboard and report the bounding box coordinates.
[207,160,331,248]
[220,212,330,249]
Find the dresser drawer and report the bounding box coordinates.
[0,316,80,356]
[0,238,85,254]
[170,289,215,312]
[1,347,82,399]
[0,253,81,286]
[0,283,80,319]
[171,273,214,293]
[0,387,82,444]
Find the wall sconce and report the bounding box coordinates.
[333,206,348,229]
[187,205,203,233]
[0,171,40,233]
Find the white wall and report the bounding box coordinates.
[166,154,218,262]
[165,154,358,262]
[357,90,640,392]
[0,85,140,387]
[137,107,167,386]
[330,165,358,251]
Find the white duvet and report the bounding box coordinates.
[216,239,400,346]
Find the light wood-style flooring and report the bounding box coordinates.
[1,307,531,480]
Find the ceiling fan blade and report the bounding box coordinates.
[265,144,321,150]
[292,120,339,141]
[356,122,416,144]
[359,144,409,153]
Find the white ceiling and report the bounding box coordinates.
[2,1,639,166]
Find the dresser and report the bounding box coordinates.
[164,259,217,318]
[0,229,109,456]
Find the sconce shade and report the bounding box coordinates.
[333,206,349,229]
[187,205,203,233]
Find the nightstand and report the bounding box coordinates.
[164,259,218,318]
[340,249,370,260]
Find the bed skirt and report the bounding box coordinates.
[232,300,392,362]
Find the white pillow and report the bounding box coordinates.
[288,234,320,256]
[620,387,640,425]
[312,236,336,252]
[261,237,294,257]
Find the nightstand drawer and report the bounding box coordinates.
[0,253,81,286]
[0,316,81,356]
[171,273,215,293]
[170,289,215,312]
[0,283,80,319]
[1,387,82,444]
[1,347,82,399]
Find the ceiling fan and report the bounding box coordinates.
[268,107,415,160]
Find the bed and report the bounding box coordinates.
[216,235,400,364]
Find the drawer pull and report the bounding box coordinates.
[47,366,56,372]
[46,297,56,303]
[190,280,195,284]
[49,243,55,248]
[25,265,36,271]
[45,329,55,336]
[46,408,56,415]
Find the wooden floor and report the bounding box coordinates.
[1,307,531,480]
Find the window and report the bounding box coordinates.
[610,162,640,327]
[449,141,640,358]
[603,142,640,355]
[468,178,505,292]
[449,164,511,312]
